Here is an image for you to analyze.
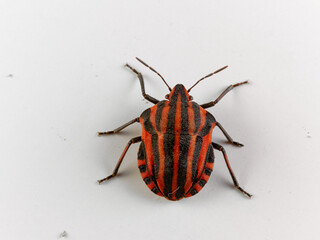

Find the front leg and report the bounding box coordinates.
[216,122,244,147]
[201,81,248,109]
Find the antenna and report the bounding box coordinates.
[136,57,172,91]
[187,65,228,92]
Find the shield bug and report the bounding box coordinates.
[97,58,252,200]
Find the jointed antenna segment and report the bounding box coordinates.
[136,57,172,91]
[188,65,228,92]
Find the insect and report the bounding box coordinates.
[97,58,252,200]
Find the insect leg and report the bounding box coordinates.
[216,122,244,147]
[97,136,142,184]
[211,142,252,198]
[201,81,248,109]
[97,117,140,136]
[125,64,160,104]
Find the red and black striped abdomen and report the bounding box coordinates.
[138,86,216,200]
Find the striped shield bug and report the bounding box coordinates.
[97,58,252,200]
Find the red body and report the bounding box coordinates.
[137,84,216,200]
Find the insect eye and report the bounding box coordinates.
[165,94,169,99]
[189,96,193,101]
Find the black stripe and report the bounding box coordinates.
[179,85,188,105]
[169,87,179,106]
[163,133,174,198]
[181,94,189,134]
[204,168,212,176]
[176,85,191,199]
[155,101,166,132]
[163,90,178,198]
[192,102,201,134]
[166,91,178,133]
[140,108,156,134]
[174,88,190,199]
[139,165,146,173]
[144,177,151,185]
[175,135,191,199]
[190,188,198,196]
[192,136,203,180]
[151,134,159,180]
[198,112,216,137]
[206,145,214,163]
[199,179,207,187]
[137,142,145,160]
[152,187,159,194]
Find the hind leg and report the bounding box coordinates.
[211,142,252,198]
[98,136,141,184]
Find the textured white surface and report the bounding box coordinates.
[1,0,320,239]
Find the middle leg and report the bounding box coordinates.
[98,117,140,136]
[216,122,244,147]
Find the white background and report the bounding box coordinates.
[1,0,320,239]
